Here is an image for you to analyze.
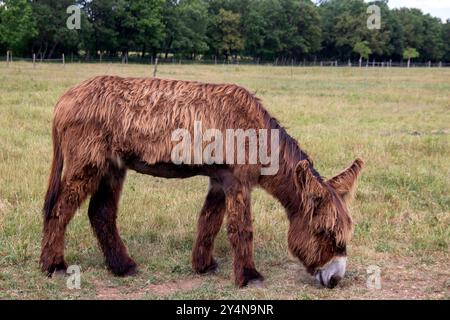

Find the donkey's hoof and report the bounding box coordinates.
[247,278,264,288]
[239,269,264,288]
[52,269,68,278]
[111,260,138,277]
[43,261,68,277]
[202,259,219,274]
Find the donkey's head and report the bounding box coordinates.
[288,158,364,288]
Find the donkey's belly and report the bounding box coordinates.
[124,157,228,179]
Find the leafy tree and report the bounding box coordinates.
[403,47,419,67]
[443,20,450,62]
[114,0,165,58]
[0,0,448,62]
[0,0,37,55]
[394,8,444,61]
[213,8,244,60]
[163,0,209,59]
[353,41,371,66]
[30,0,81,59]
[319,0,390,60]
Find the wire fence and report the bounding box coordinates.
[1,54,449,68]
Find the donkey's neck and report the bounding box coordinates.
[259,118,319,219]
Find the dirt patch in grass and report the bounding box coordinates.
[94,278,203,300]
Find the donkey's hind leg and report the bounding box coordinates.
[88,166,137,277]
[40,166,101,276]
[192,178,226,274]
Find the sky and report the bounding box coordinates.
[381,0,450,21]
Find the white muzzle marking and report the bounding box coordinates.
[315,256,347,289]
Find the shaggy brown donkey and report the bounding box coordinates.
[41,76,364,288]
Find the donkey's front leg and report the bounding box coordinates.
[224,179,263,287]
[192,178,226,274]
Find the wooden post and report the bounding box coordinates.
[372,59,375,67]
[6,50,9,64]
[428,61,431,68]
[62,53,65,67]
[153,57,159,77]
[439,61,442,68]
[335,60,338,67]
[33,53,36,68]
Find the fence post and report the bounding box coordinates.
[33,53,36,68]
[439,61,442,68]
[428,61,431,68]
[153,57,159,77]
[6,50,9,64]
[62,54,65,67]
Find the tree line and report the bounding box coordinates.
[1,0,449,63]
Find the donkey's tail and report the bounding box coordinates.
[43,126,63,221]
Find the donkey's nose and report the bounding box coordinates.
[327,275,342,289]
[315,256,347,289]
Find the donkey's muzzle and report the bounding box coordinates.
[315,256,347,289]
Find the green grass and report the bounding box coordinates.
[0,62,449,299]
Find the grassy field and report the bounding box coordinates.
[0,62,448,300]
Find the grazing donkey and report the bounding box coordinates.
[41,76,364,288]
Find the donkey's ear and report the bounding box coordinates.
[328,158,365,203]
[294,160,325,195]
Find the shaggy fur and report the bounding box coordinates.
[41,76,364,287]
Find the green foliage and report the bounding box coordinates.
[443,20,450,61]
[0,0,448,61]
[164,0,209,58]
[216,8,244,58]
[0,0,37,53]
[353,41,371,60]
[395,8,444,61]
[30,0,80,59]
[403,47,419,60]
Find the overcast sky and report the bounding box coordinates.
[379,0,450,21]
